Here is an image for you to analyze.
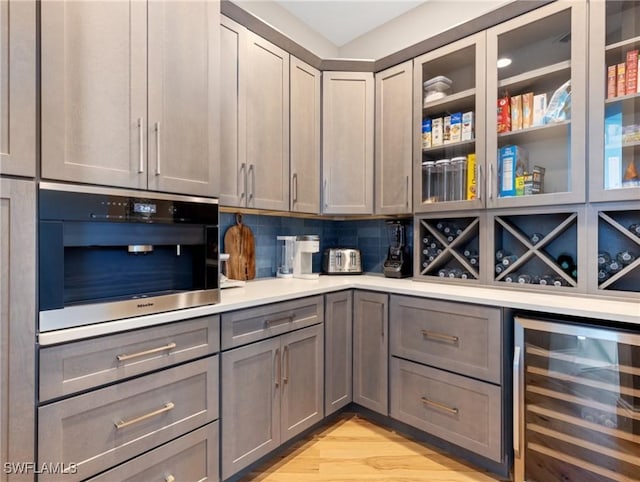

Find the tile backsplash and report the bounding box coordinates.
[220,213,413,278]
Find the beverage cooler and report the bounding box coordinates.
[513,316,640,482]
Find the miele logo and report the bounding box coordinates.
[137,302,155,309]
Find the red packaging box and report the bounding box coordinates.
[626,50,638,95]
[497,94,511,133]
[607,65,617,99]
[617,62,627,97]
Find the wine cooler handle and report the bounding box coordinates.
[513,344,522,459]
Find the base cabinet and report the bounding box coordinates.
[324,291,353,416]
[221,324,323,480]
[353,291,388,415]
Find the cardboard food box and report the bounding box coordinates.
[466,153,477,200]
[498,145,528,197]
[443,115,452,144]
[626,50,638,95]
[450,112,462,143]
[511,95,523,131]
[497,94,511,133]
[432,117,443,146]
[607,65,617,99]
[524,166,545,195]
[422,118,432,149]
[533,93,547,126]
[462,111,474,141]
[522,92,534,129]
[617,62,627,97]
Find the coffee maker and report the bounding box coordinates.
[293,235,320,279]
[383,220,411,278]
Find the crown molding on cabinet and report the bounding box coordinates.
[221,0,555,73]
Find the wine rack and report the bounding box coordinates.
[488,208,585,292]
[589,202,640,299]
[414,213,484,283]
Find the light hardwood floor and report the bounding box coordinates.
[241,414,504,482]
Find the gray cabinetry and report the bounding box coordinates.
[0,179,36,481]
[375,61,413,215]
[221,323,323,480]
[324,291,353,416]
[353,290,388,415]
[0,0,36,177]
[290,56,321,214]
[41,0,219,196]
[322,71,374,214]
[219,16,290,210]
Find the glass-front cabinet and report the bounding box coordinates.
[589,0,640,202]
[413,32,486,213]
[486,1,587,209]
[514,316,640,482]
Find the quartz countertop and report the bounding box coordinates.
[39,275,640,345]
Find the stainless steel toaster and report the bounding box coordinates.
[322,248,363,274]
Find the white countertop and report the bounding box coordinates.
[39,275,640,345]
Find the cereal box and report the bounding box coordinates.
[450,112,462,143]
[421,119,432,149]
[522,92,534,129]
[432,117,443,146]
[607,65,617,99]
[617,62,626,97]
[533,93,547,126]
[626,50,638,95]
[497,94,511,133]
[498,145,528,197]
[462,111,474,141]
[466,153,477,200]
[443,115,451,144]
[511,95,522,131]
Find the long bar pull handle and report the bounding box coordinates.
[138,118,145,173]
[248,164,255,202]
[513,345,522,458]
[422,330,459,344]
[421,397,458,416]
[155,121,161,175]
[274,348,281,388]
[265,315,294,327]
[489,163,494,201]
[115,402,175,429]
[116,342,177,362]
[292,173,298,203]
[406,175,410,208]
[477,164,483,201]
[283,345,289,384]
[323,179,328,209]
[239,163,246,200]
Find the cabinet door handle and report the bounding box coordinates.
[513,345,522,458]
[489,163,494,200]
[406,175,410,208]
[292,173,298,203]
[115,402,175,429]
[248,164,255,202]
[155,121,161,176]
[283,345,289,384]
[265,315,294,327]
[477,164,483,201]
[323,179,328,209]
[138,118,145,173]
[116,342,177,362]
[421,330,459,344]
[275,348,281,388]
[240,163,246,199]
[421,397,458,416]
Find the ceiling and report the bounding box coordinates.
[273,0,429,47]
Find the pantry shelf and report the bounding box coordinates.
[422,138,475,154]
[604,91,640,105]
[498,60,571,92]
[422,88,476,114]
[498,120,570,144]
[605,35,640,53]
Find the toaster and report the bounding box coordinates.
[322,248,363,274]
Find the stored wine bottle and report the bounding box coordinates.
[446,234,456,243]
[438,268,448,277]
[468,255,479,266]
[517,274,532,284]
[570,267,578,280]
[463,248,478,258]
[597,269,610,282]
[448,268,462,278]
[529,232,544,244]
[553,277,566,287]
[629,223,640,237]
[495,249,507,261]
[436,221,447,232]
[502,254,519,266]
[495,263,505,274]
[504,273,517,283]
[556,253,574,272]
[455,227,464,237]
[443,225,454,235]
[608,260,623,274]
[617,250,636,265]
[539,275,554,286]
[460,271,472,280]
[597,252,612,267]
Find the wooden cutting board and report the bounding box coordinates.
[223,213,256,280]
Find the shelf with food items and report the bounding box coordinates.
[497,60,571,95]
[420,153,477,205]
[416,215,482,283]
[423,88,476,113]
[490,210,582,291]
[421,111,474,151]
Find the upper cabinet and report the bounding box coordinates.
[588,0,640,202]
[485,0,587,209]
[0,0,36,177]
[41,0,219,197]
[290,57,321,214]
[322,72,374,214]
[219,16,290,210]
[414,33,486,213]
[376,61,413,215]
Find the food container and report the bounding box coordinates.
[421,160,436,203]
[451,156,468,201]
[423,75,452,104]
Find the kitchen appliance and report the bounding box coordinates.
[38,182,219,331]
[293,235,320,279]
[383,220,411,278]
[322,248,363,274]
[276,235,297,278]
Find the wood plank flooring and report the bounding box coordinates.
[241,414,504,482]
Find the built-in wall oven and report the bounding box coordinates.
[38,182,219,332]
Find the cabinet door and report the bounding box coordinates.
[281,324,324,443]
[290,56,321,214]
[322,71,374,214]
[221,338,280,480]
[41,1,147,189]
[325,291,353,416]
[588,1,640,202]
[219,16,247,207]
[353,291,388,415]
[485,1,587,208]
[0,179,35,481]
[375,61,413,215]
[147,0,220,196]
[0,0,36,177]
[245,32,290,210]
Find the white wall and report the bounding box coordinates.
[339,0,513,60]
[230,0,340,58]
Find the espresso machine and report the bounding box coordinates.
[383,220,411,278]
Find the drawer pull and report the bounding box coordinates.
[421,330,459,344]
[116,342,177,362]
[115,402,175,429]
[421,397,459,416]
[265,315,294,327]
[165,475,175,482]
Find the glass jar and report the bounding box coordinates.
[451,156,467,201]
[421,161,436,203]
[435,159,450,202]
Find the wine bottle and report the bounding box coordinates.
[495,263,505,274]
[502,255,519,266]
[495,249,507,261]
[629,223,640,237]
[468,255,479,266]
[517,274,532,284]
[539,275,554,286]
[529,232,544,244]
[597,252,612,267]
[504,273,517,283]
[556,253,574,272]
[597,269,610,282]
[463,248,478,258]
[617,250,636,265]
[438,268,448,277]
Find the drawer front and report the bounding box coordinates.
[390,357,502,462]
[40,315,220,401]
[38,356,218,481]
[390,295,501,383]
[87,421,219,482]
[221,295,323,349]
